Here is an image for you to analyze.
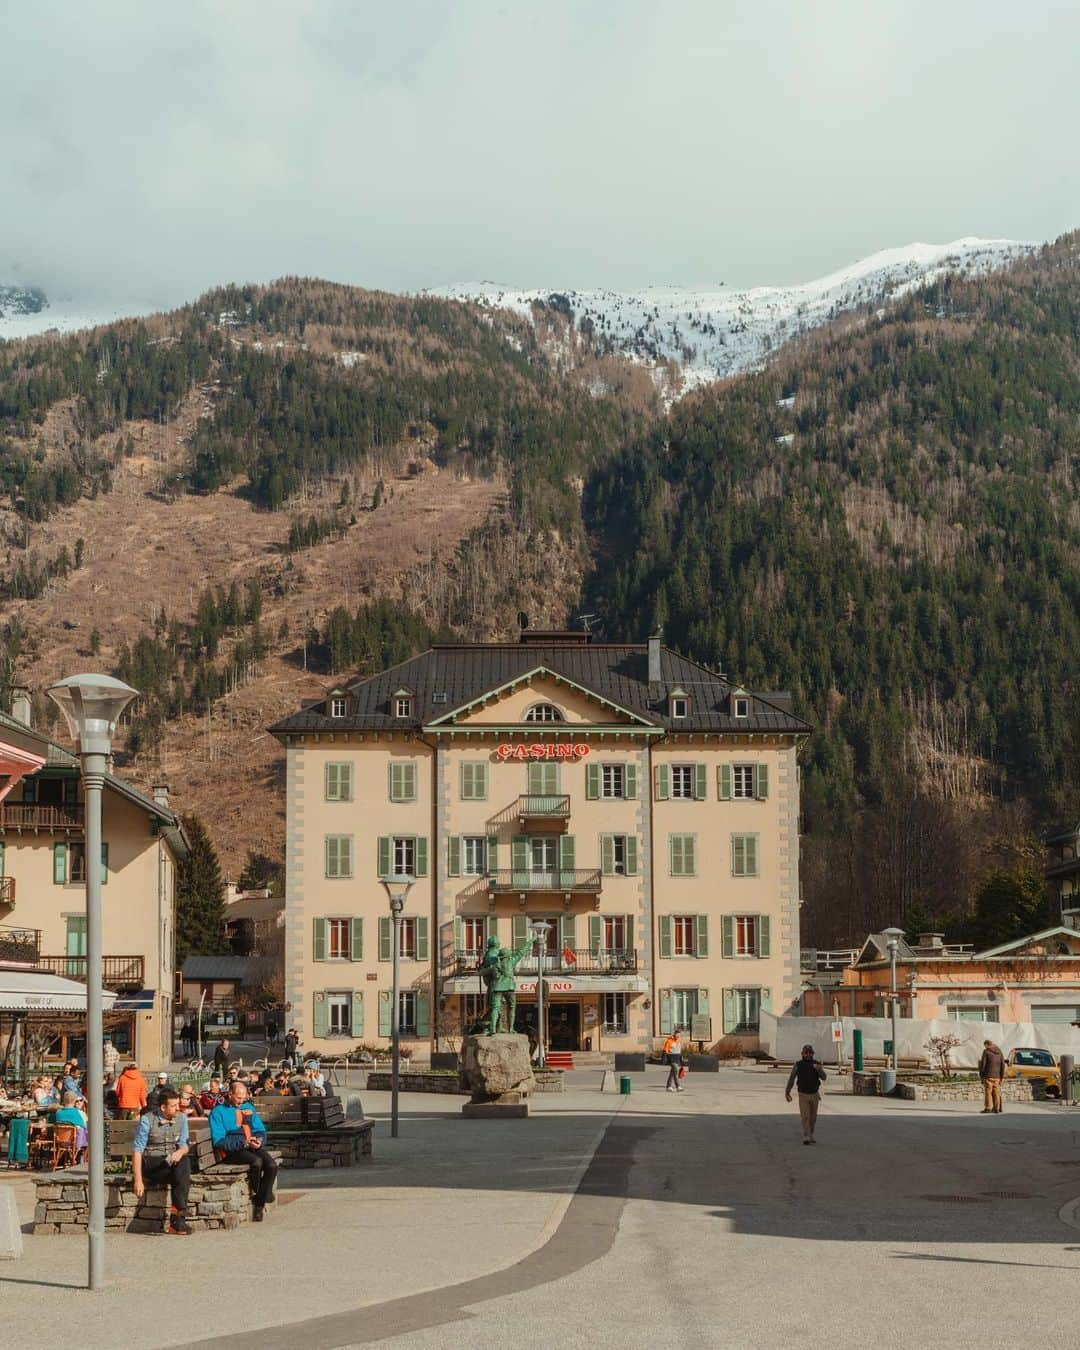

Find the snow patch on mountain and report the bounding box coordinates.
[0,288,158,340]
[428,237,1035,389]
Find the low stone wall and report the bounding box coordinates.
[268,1122,374,1168]
[366,1072,465,1095]
[896,1078,1046,1103]
[33,1165,252,1235]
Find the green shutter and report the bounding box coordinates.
[732,835,745,876]
[695,915,709,959]
[414,836,428,877]
[625,835,639,876]
[378,990,391,1036]
[485,915,498,942]
[53,842,67,885]
[719,764,733,800]
[600,834,615,875]
[459,762,471,799]
[325,763,339,800]
[512,913,528,947]
[655,764,670,800]
[378,916,392,962]
[526,762,558,795]
[341,762,353,800]
[746,836,758,876]
[100,843,109,885]
[693,763,707,800]
[659,988,673,1035]
[511,835,529,884]
[351,991,364,1036]
[313,918,327,962]
[586,763,600,799]
[722,989,737,1034]
[453,915,463,953]
[313,993,329,1038]
[486,835,499,872]
[559,835,575,879]
[377,837,391,879]
[389,763,401,801]
[722,915,735,959]
[448,836,461,877]
[415,916,430,961]
[669,835,680,876]
[0,840,6,877]
[755,763,768,800]
[685,835,696,876]
[758,914,771,959]
[404,763,417,801]
[416,991,431,1037]
[625,763,639,800]
[350,917,364,961]
[588,914,603,955]
[697,988,711,1027]
[659,915,673,959]
[560,914,575,956]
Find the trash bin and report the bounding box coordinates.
[878,1069,897,1096]
[619,1074,632,1096]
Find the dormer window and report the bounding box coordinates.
[731,690,749,719]
[524,703,563,723]
[669,688,689,719]
[395,696,413,719]
[329,697,347,719]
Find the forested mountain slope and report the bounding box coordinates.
[583,232,1080,943]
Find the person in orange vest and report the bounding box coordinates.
[115,1063,148,1118]
[663,1029,685,1092]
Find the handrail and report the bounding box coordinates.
[517,795,571,818]
[0,803,85,830]
[487,869,602,893]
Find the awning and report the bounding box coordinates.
[442,974,649,996]
[0,969,118,1012]
[111,989,156,1011]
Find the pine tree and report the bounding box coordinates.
[175,813,229,962]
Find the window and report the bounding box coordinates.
[398,918,417,959]
[721,913,769,959]
[461,992,485,1029]
[330,697,347,718]
[398,990,418,1035]
[530,837,558,873]
[1012,1048,1055,1067]
[327,919,351,960]
[732,765,754,799]
[460,761,488,800]
[460,917,487,955]
[602,992,628,1034]
[670,765,694,799]
[58,842,108,886]
[395,696,412,718]
[720,763,768,801]
[673,916,696,957]
[946,1005,999,1023]
[604,915,628,951]
[526,762,560,796]
[600,834,638,876]
[65,915,86,975]
[661,914,708,958]
[461,836,487,876]
[313,917,362,962]
[378,914,429,961]
[389,762,417,802]
[671,696,688,719]
[731,988,761,1033]
[669,834,697,876]
[734,915,758,957]
[325,835,353,879]
[377,835,429,878]
[327,992,352,1036]
[325,762,353,801]
[671,988,699,1031]
[524,703,563,722]
[731,834,759,877]
[733,696,749,718]
[394,837,416,876]
[601,764,625,798]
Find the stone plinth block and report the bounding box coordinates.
[461,1102,530,1119]
[460,1033,535,1103]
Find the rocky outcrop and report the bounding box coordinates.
[460,1033,535,1106]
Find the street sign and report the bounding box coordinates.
[830,1020,843,1042]
[690,1013,712,1042]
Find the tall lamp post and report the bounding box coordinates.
[881,926,905,1073]
[381,875,414,1139]
[529,921,553,1068]
[47,674,138,1293]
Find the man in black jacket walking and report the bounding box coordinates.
[785,1044,827,1144]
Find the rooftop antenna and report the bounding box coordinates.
[576,613,597,634]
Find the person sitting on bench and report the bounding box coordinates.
[208,1081,278,1221]
[132,1088,191,1235]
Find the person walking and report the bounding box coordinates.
[115,1062,148,1119]
[663,1029,685,1092]
[785,1044,827,1144]
[979,1039,1006,1114]
[284,1028,299,1070]
[213,1038,232,1074]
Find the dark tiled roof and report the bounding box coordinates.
[182,955,274,983]
[269,642,811,736]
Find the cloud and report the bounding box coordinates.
[2,0,1078,305]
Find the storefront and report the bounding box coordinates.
[443,973,649,1052]
[0,968,117,1079]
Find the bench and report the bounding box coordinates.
[105,1118,218,1173]
[249,1096,345,1128]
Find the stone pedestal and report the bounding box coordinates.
[460,1033,535,1117]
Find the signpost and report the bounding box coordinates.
[831,1019,843,1067]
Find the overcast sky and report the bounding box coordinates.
[4,0,1079,305]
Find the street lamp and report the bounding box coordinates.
[529,921,553,1068]
[380,875,414,1139]
[881,926,905,1073]
[47,674,138,1293]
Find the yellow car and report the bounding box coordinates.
[1005,1047,1060,1096]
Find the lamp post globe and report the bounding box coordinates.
[46,673,138,1293]
[380,876,414,1139]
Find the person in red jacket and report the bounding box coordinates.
[115,1063,148,1118]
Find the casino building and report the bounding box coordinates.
[269,630,810,1060]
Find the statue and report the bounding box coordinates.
[479,934,533,1035]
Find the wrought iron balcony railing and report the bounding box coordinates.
[37,955,145,990]
[517,794,571,820]
[0,924,39,964]
[486,868,602,894]
[442,946,637,978]
[0,803,85,833]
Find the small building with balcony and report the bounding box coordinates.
[271,630,810,1059]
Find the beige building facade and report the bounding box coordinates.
[271,633,809,1059]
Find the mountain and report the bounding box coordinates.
[430,238,1033,390]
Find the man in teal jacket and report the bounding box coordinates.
[208,1080,278,1220]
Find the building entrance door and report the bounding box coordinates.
[548,1002,580,1051]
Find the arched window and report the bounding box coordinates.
[524,703,563,723]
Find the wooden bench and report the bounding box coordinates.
[248,1096,345,1128]
[105,1118,218,1173]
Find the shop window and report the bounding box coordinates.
[602,992,628,1034]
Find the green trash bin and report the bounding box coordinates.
[619,1074,632,1096]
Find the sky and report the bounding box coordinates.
[3,0,1080,306]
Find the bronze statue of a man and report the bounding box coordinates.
[479,934,533,1035]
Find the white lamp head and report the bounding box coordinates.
[381,876,415,913]
[46,674,139,757]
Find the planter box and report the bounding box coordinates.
[895,1078,1046,1103]
[688,1054,720,1073]
[614,1053,646,1072]
[366,1071,466,1095]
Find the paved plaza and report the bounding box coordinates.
[3,1067,1080,1348]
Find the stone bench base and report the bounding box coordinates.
[33,1165,253,1235]
[267,1121,374,1168]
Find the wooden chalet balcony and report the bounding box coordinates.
[37,955,145,991]
[0,924,40,965]
[0,803,84,834]
[486,868,602,895]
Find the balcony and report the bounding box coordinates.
[37,955,145,991]
[486,868,602,895]
[0,877,14,906]
[0,924,40,965]
[0,803,84,834]
[516,795,571,831]
[443,947,637,979]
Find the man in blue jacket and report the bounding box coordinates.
[208,1080,278,1220]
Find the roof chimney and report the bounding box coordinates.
[648,634,662,686]
[152,783,170,808]
[10,686,32,727]
[916,932,944,951]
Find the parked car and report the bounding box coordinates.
[1005,1047,1060,1096]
